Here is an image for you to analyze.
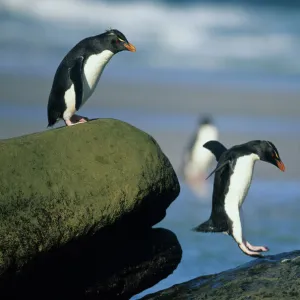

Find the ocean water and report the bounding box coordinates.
[1,0,300,83]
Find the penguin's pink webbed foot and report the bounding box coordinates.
[78,118,87,123]
[65,115,89,126]
[246,241,269,252]
[71,114,89,123]
[64,119,82,126]
[238,243,264,257]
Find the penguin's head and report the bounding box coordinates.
[254,140,285,171]
[104,29,136,54]
[199,115,213,126]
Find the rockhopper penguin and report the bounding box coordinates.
[181,116,218,197]
[47,29,136,127]
[192,140,285,257]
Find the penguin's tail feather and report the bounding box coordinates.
[47,92,63,127]
[47,119,56,128]
[203,140,227,162]
[192,218,225,233]
[47,110,60,128]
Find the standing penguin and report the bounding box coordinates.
[181,116,219,197]
[47,29,136,127]
[192,140,285,257]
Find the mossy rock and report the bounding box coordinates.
[0,119,180,276]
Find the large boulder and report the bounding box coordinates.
[141,250,300,300]
[0,119,180,297]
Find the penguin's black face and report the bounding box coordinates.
[199,116,213,126]
[105,29,136,53]
[256,140,285,172]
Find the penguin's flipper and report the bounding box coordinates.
[70,56,84,111]
[205,159,232,180]
[203,140,227,162]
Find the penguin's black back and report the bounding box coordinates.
[194,151,236,233]
[210,153,236,231]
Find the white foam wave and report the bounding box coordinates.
[1,0,300,74]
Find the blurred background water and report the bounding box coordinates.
[0,0,300,299]
[1,0,300,80]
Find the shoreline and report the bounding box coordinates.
[0,72,298,180]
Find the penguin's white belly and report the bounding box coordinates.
[191,148,214,172]
[224,154,259,223]
[189,125,218,173]
[184,149,213,178]
[82,50,114,104]
[63,84,76,120]
[62,50,114,120]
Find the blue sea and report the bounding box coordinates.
[0,0,300,299]
[1,0,300,82]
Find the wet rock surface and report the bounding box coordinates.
[141,250,300,300]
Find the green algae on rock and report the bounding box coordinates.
[0,119,180,276]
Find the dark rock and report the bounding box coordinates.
[0,227,182,300]
[141,250,300,300]
[0,119,180,298]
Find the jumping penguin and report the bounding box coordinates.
[181,116,219,197]
[192,140,285,257]
[47,29,136,127]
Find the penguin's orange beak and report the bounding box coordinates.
[276,160,285,172]
[124,42,136,52]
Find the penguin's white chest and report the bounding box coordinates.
[190,125,219,171]
[224,154,259,211]
[82,50,114,102]
[62,50,114,121]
